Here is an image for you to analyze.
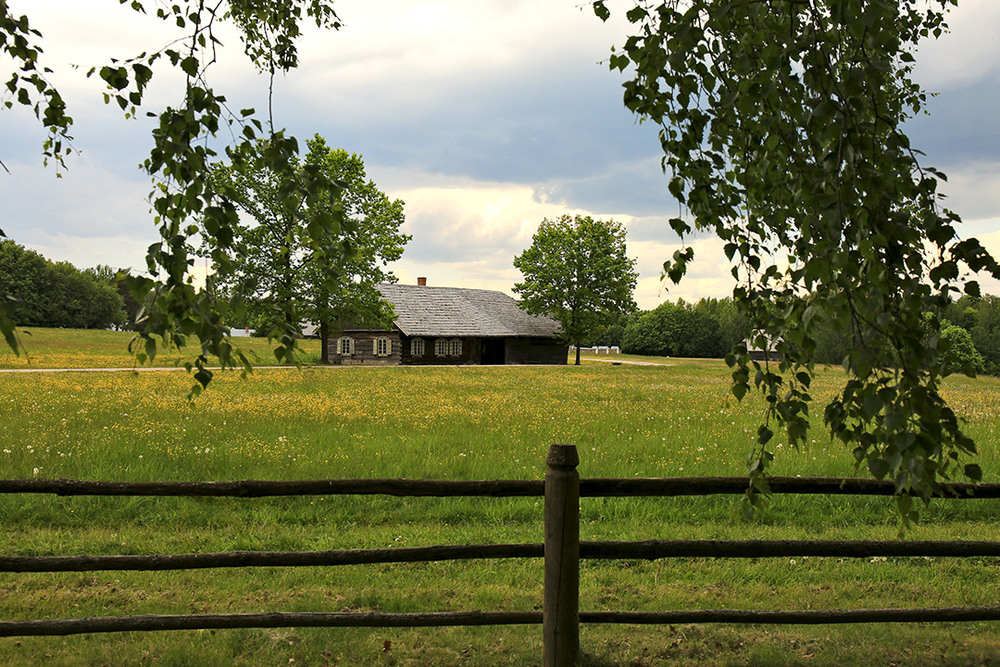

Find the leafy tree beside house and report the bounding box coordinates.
[2,0,343,392]
[203,135,409,363]
[514,215,638,365]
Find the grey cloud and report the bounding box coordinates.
[281,45,656,182]
[904,71,1000,168]
[531,156,677,220]
[625,217,685,245]
[938,161,1000,222]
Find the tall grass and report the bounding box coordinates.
[3,361,995,491]
[2,360,1000,665]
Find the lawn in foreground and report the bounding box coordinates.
[1,361,999,665]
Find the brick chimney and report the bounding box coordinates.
[417,277,427,286]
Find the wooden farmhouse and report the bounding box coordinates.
[327,280,567,365]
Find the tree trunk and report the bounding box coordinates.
[319,321,330,364]
[574,345,581,366]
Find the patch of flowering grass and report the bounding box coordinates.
[2,363,999,486]
[0,327,320,369]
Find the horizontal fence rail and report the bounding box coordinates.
[581,476,1000,498]
[0,611,544,638]
[0,478,543,497]
[6,476,1000,498]
[5,539,999,574]
[9,606,1000,639]
[0,544,544,573]
[579,607,1000,625]
[3,444,1000,665]
[579,539,1000,559]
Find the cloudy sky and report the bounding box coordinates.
[3,0,999,309]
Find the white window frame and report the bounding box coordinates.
[374,336,392,357]
[337,337,355,356]
[449,338,463,357]
[411,338,425,357]
[434,338,448,356]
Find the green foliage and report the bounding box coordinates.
[598,0,996,515]
[0,240,124,329]
[1,0,343,394]
[513,214,638,365]
[944,295,979,331]
[941,323,985,376]
[622,297,745,358]
[585,312,630,347]
[692,296,748,354]
[86,265,146,330]
[203,135,409,362]
[946,294,1000,375]
[970,299,1000,375]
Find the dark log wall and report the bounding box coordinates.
[328,332,401,365]
[327,334,567,365]
[507,338,568,365]
[400,336,475,365]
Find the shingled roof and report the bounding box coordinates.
[375,283,562,338]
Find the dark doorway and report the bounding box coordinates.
[481,338,506,365]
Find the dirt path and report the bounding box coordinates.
[0,359,671,372]
[0,365,301,374]
[579,357,672,366]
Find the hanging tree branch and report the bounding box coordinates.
[596,0,997,520]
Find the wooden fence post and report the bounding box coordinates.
[544,443,580,667]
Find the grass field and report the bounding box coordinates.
[0,327,323,369]
[2,332,1000,665]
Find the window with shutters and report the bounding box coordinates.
[449,338,463,357]
[337,337,354,356]
[434,338,448,356]
[374,336,392,357]
[411,338,425,357]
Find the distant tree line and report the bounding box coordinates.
[941,296,1000,375]
[577,297,747,358]
[610,298,747,358]
[0,240,133,330]
[606,293,1000,376]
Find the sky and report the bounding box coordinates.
[2,0,999,310]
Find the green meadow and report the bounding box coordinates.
[0,327,323,369]
[1,333,1000,665]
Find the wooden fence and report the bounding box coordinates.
[3,443,1000,666]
